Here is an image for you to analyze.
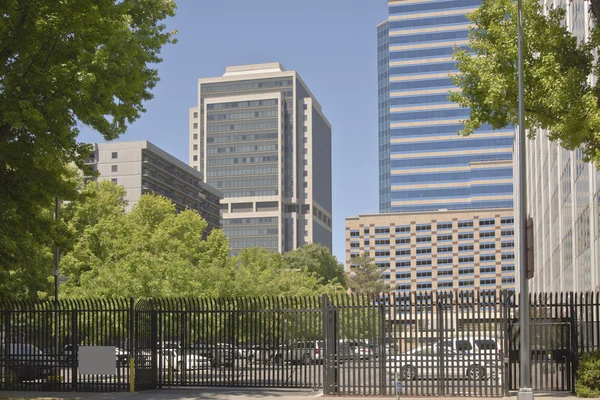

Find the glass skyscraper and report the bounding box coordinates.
[379,0,514,213]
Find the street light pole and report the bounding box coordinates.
[516,0,533,399]
[54,196,60,359]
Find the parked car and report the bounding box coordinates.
[338,340,373,361]
[272,341,323,365]
[387,337,502,381]
[0,344,53,383]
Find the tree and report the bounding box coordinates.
[59,183,228,298]
[0,0,176,297]
[347,254,389,295]
[283,243,347,287]
[450,0,600,164]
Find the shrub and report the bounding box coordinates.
[576,349,600,398]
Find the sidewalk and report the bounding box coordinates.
[0,388,579,400]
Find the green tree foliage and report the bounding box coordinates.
[347,254,389,295]
[575,349,600,398]
[450,0,600,164]
[0,0,176,298]
[283,243,347,287]
[58,182,345,299]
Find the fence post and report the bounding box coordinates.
[322,294,338,395]
[502,290,511,397]
[129,298,135,392]
[71,308,78,391]
[151,301,158,389]
[378,295,387,395]
[437,292,445,396]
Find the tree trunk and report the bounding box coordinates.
[591,0,600,23]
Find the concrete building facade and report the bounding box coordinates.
[189,63,332,255]
[346,209,517,293]
[517,0,599,293]
[378,0,514,213]
[86,141,222,233]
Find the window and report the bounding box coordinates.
[458,244,474,251]
[416,224,431,231]
[396,284,411,291]
[193,112,198,118]
[350,231,360,237]
[304,231,308,236]
[480,231,495,238]
[459,268,474,275]
[437,258,453,265]
[481,278,496,286]
[501,229,515,237]
[501,253,515,260]
[438,281,453,288]
[416,248,431,255]
[396,238,411,244]
[480,243,496,250]
[458,233,474,240]
[375,227,390,234]
[481,266,496,274]
[438,234,452,241]
[350,242,360,248]
[193,123,198,129]
[416,236,431,243]
[303,104,308,110]
[375,239,390,245]
[364,239,370,246]
[416,271,432,278]
[502,277,516,284]
[501,217,514,225]
[304,137,307,143]
[438,246,452,253]
[303,126,307,132]
[501,241,515,248]
[438,269,453,276]
[459,280,474,287]
[193,144,198,150]
[480,254,496,262]
[304,171,308,177]
[416,259,432,266]
[111,165,118,172]
[396,225,410,233]
[111,152,118,159]
[458,221,473,228]
[459,256,474,263]
[502,265,515,272]
[456,340,473,352]
[193,133,198,140]
[396,249,411,256]
[396,272,411,279]
[193,155,198,161]
[437,222,452,230]
[364,227,370,235]
[111,178,118,184]
[303,182,308,188]
[417,283,432,290]
[479,218,495,226]
[397,261,411,268]
[375,251,390,257]
[304,115,307,121]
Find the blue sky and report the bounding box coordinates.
[77,0,389,262]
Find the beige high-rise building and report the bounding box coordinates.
[346,209,516,293]
[189,63,332,254]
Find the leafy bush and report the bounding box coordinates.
[576,349,600,398]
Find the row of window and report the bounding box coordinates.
[207,109,278,121]
[207,155,278,166]
[207,144,277,155]
[207,166,277,178]
[391,185,514,200]
[203,80,292,94]
[206,99,278,110]
[207,132,278,144]
[207,121,278,133]
[390,153,513,169]
[391,137,514,153]
[212,178,278,189]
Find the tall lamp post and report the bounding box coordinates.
[516,0,533,399]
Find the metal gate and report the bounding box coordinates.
[152,297,324,389]
[507,320,574,392]
[323,291,507,397]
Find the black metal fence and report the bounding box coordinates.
[0,291,598,396]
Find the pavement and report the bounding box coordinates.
[0,388,581,400]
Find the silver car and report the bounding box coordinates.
[387,337,503,382]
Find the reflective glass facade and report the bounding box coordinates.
[378,0,514,213]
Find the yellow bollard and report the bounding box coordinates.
[129,358,135,393]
